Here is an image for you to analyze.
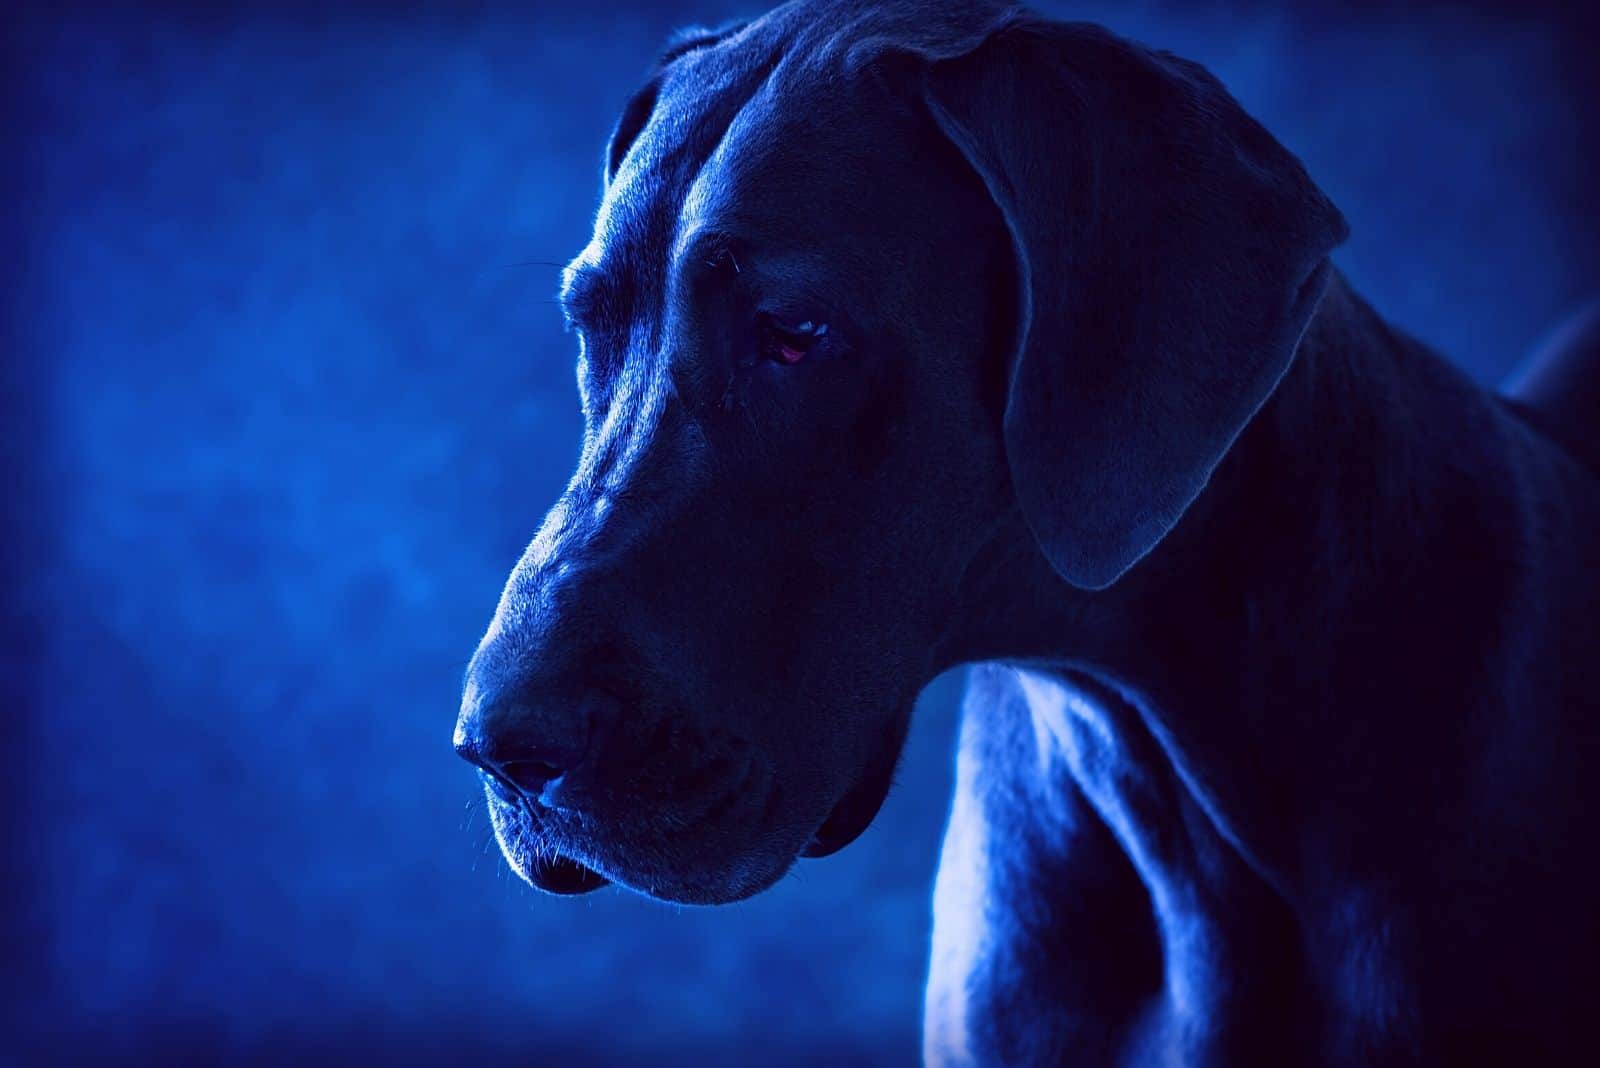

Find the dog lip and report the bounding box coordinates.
[483,786,608,894]
[800,764,896,859]
[524,851,610,895]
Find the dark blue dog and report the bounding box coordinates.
[454,2,1600,1063]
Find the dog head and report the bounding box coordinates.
[455,0,1345,904]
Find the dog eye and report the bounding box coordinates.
[759,314,829,365]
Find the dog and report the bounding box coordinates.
[453,2,1600,1063]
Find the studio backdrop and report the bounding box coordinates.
[4,0,1596,1063]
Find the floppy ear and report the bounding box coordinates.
[923,19,1348,589]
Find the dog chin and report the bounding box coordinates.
[515,784,893,903]
[544,841,800,905]
[484,739,901,903]
[486,794,804,905]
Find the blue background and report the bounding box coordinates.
[5,1,1596,1063]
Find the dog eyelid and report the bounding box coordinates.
[761,315,829,365]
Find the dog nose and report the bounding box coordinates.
[454,688,596,799]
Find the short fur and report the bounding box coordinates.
[456,3,1600,1063]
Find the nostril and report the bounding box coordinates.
[498,758,565,793]
[479,767,522,805]
[455,735,560,800]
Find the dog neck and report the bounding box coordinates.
[937,268,1517,898]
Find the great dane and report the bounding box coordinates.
[454,2,1600,1063]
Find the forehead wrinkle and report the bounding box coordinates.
[678,42,917,244]
[608,43,772,221]
[581,34,791,333]
[677,70,797,243]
